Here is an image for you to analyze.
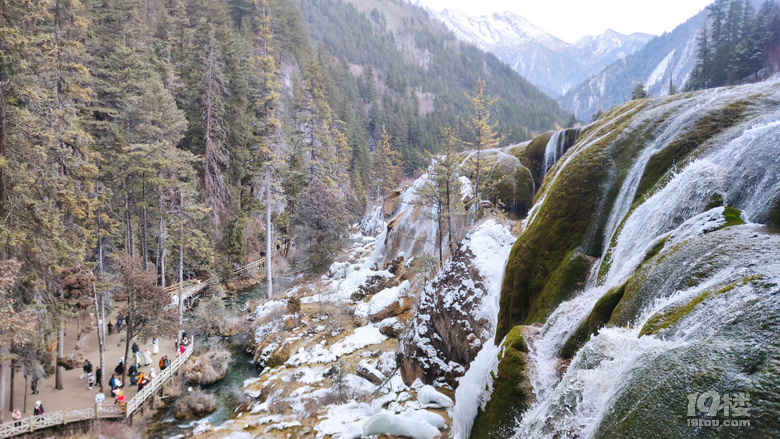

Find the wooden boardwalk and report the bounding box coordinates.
[0,252,277,438]
[0,344,193,438]
[164,251,275,310]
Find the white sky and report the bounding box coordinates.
[414,0,713,43]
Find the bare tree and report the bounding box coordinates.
[114,252,178,384]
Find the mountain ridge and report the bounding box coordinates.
[425,8,654,97]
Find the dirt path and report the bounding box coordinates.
[2,309,181,416]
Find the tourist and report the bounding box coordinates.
[159,355,170,370]
[137,373,147,391]
[128,364,139,385]
[87,370,95,390]
[134,350,142,368]
[95,366,103,389]
[114,357,125,375]
[107,321,113,335]
[179,343,186,355]
[131,342,139,354]
[114,390,126,405]
[143,348,152,366]
[31,375,39,394]
[109,374,117,389]
[81,359,93,381]
[152,337,159,355]
[115,315,123,330]
[34,401,44,415]
[12,409,21,427]
[149,368,157,380]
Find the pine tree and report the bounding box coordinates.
[372,125,400,200]
[631,83,649,99]
[464,77,500,213]
[200,23,231,225]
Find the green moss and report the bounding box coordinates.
[529,251,590,322]
[633,100,748,203]
[639,276,760,336]
[470,326,533,439]
[718,206,745,230]
[561,284,626,359]
[704,192,724,210]
[496,100,655,342]
[483,158,535,218]
[509,131,553,186]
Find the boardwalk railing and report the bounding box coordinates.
[0,404,125,438]
[125,342,193,417]
[0,344,193,438]
[0,253,278,438]
[162,251,276,309]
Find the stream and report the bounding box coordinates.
[144,283,268,438]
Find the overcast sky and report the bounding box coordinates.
[414,0,713,43]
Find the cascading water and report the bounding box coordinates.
[542,130,566,176]
[501,82,780,438]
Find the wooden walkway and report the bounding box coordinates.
[0,252,277,438]
[0,344,193,438]
[164,251,276,310]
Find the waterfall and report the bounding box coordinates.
[542,130,566,176]
[542,128,583,178]
[507,83,780,438]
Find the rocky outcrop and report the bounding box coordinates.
[469,326,533,439]
[398,221,515,388]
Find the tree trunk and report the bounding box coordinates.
[122,290,132,387]
[266,167,273,298]
[142,177,148,271]
[446,180,454,252]
[158,189,166,288]
[97,210,104,274]
[178,188,184,328]
[93,282,105,393]
[56,286,65,391]
[0,348,5,423]
[56,320,64,390]
[125,191,134,257]
[9,359,14,411]
[437,204,443,265]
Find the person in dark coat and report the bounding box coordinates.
[81,359,93,380]
[95,367,103,388]
[131,342,139,354]
[115,316,123,330]
[114,358,125,376]
[31,376,39,394]
[34,401,44,415]
[107,321,113,335]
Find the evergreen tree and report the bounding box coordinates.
[372,125,400,200]
[292,178,348,272]
[464,77,500,212]
[631,83,649,99]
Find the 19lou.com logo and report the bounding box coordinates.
[687,391,751,427]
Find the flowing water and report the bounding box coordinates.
[509,83,780,438]
[145,284,268,438]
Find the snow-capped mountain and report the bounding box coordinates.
[558,9,706,120]
[426,9,654,97]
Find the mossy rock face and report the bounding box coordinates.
[593,272,780,438]
[496,99,654,341]
[469,326,533,439]
[560,283,626,359]
[609,225,776,328]
[508,132,552,186]
[632,100,748,204]
[482,156,535,218]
